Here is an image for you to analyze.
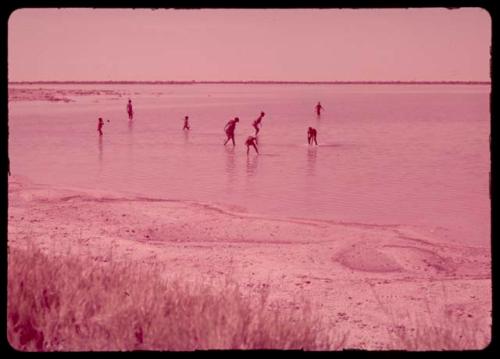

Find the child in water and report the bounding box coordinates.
[252,111,265,136]
[315,102,324,117]
[183,116,190,130]
[127,99,134,120]
[97,118,104,136]
[245,135,259,155]
[307,127,318,145]
[224,117,239,146]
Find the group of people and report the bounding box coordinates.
[97,99,134,136]
[222,114,262,155]
[97,99,325,154]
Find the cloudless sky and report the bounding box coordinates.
[8,8,491,82]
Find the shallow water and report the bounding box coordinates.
[8,83,490,246]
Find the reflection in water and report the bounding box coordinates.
[246,155,258,177]
[127,119,134,148]
[98,135,103,171]
[126,119,134,168]
[225,146,236,187]
[306,147,317,176]
[183,130,190,144]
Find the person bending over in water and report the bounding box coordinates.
[315,102,324,117]
[182,115,190,130]
[245,135,259,155]
[252,111,265,136]
[307,127,318,145]
[97,118,104,136]
[127,99,134,120]
[224,117,239,146]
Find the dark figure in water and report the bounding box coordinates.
[307,127,318,145]
[315,102,324,117]
[252,111,265,136]
[183,116,190,130]
[98,118,104,136]
[245,135,259,155]
[224,117,239,146]
[127,99,134,120]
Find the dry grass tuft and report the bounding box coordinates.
[8,246,346,351]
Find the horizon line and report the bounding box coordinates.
[8,80,491,85]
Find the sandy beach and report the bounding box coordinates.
[7,175,491,350]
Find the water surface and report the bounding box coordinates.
[8,83,491,245]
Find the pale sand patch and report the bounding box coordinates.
[334,244,404,273]
[7,176,491,350]
[8,87,125,102]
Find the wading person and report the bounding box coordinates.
[307,127,318,145]
[315,102,324,117]
[127,99,134,120]
[182,115,190,130]
[245,135,259,155]
[252,111,265,136]
[224,117,239,146]
[97,118,104,136]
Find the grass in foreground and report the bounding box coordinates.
[369,282,491,350]
[7,246,345,351]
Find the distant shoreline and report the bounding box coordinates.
[8,80,491,85]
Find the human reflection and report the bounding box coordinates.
[183,128,190,145]
[225,146,236,186]
[306,146,317,176]
[127,118,134,145]
[246,154,258,177]
[126,118,134,158]
[128,118,134,132]
[98,135,103,170]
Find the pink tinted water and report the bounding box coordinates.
[8,84,490,245]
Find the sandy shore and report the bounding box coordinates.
[8,87,124,102]
[7,175,491,350]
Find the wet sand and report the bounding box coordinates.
[7,175,491,349]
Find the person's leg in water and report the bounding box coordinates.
[313,134,318,145]
[246,143,258,155]
[224,131,235,146]
[254,123,260,136]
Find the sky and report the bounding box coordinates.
[8,8,491,82]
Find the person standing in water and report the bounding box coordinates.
[307,127,318,145]
[252,111,265,136]
[182,115,190,130]
[315,102,324,117]
[127,99,134,120]
[224,117,239,146]
[245,135,259,155]
[97,118,104,136]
